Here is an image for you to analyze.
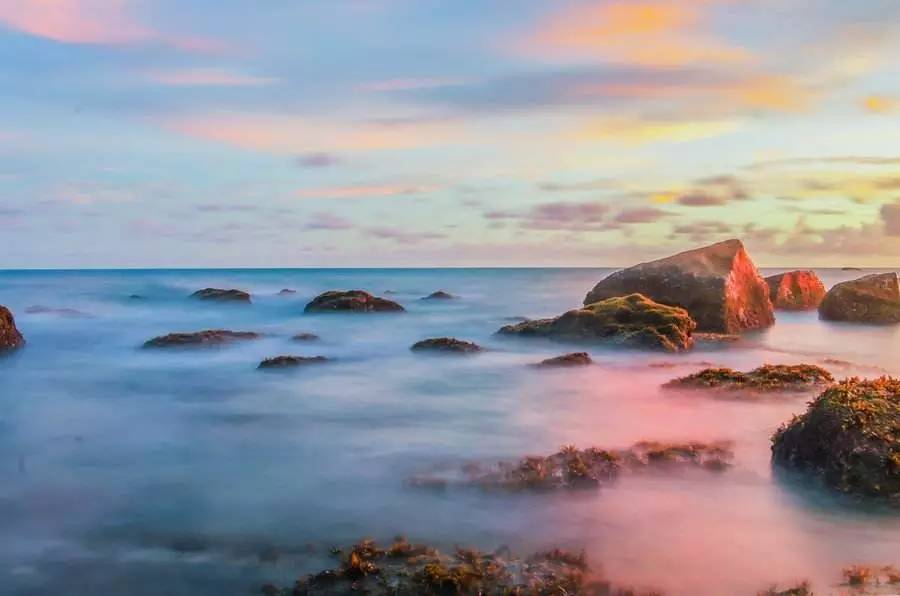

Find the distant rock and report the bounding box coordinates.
[841,267,863,271]
[536,352,593,367]
[292,332,320,341]
[422,290,456,300]
[818,272,900,324]
[143,329,259,348]
[191,288,251,303]
[411,337,482,353]
[304,290,404,313]
[25,305,92,318]
[0,306,25,351]
[765,270,826,310]
[129,294,145,300]
[664,364,834,393]
[258,355,329,369]
[583,239,774,334]
[498,293,696,352]
[278,288,296,295]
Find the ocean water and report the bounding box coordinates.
[1,267,898,595]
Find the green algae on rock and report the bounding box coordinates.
[665,364,834,392]
[772,377,900,505]
[497,293,696,352]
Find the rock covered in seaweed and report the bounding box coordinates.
[583,239,774,334]
[411,337,482,354]
[191,288,251,303]
[771,377,900,505]
[0,306,25,351]
[497,293,696,352]
[304,290,405,313]
[536,352,593,367]
[665,364,834,393]
[818,273,900,324]
[143,329,260,348]
[258,355,329,369]
[765,270,826,310]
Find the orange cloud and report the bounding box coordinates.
[862,95,898,114]
[574,116,741,144]
[295,184,437,200]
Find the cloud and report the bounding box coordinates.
[882,200,900,236]
[365,227,445,244]
[613,207,671,223]
[484,200,614,231]
[575,116,741,144]
[538,179,615,192]
[295,184,436,200]
[357,77,469,92]
[748,156,900,169]
[305,212,354,230]
[676,192,727,206]
[144,68,275,87]
[862,95,899,114]
[670,220,734,242]
[296,153,342,168]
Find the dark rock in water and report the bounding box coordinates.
[278,288,296,295]
[191,288,251,303]
[258,355,329,369]
[0,306,25,351]
[305,290,404,313]
[841,267,863,271]
[411,337,482,353]
[818,273,900,324]
[25,305,92,318]
[537,352,593,367]
[583,239,774,334]
[498,293,696,352]
[143,329,259,348]
[771,377,900,505]
[765,270,826,310]
[665,364,834,393]
[128,294,145,300]
[422,290,456,300]
[292,332,320,342]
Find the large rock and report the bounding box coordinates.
[0,306,25,351]
[818,273,900,324]
[304,290,404,313]
[498,293,696,352]
[411,337,482,353]
[665,364,834,393]
[583,239,774,334]
[191,288,251,303]
[258,355,329,369]
[765,270,826,310]
[143,329,259,348]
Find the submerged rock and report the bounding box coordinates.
[278,288,296,295]
[191,288,251,303]
[304,290,405,313]
[818,273,900,324]
[583,239,774,334]
[765,270,826,310]
[537,352,593,367]
[422,290,456,300]
[498,293,696,352]
[771,377,900,505]
[143,329,260,348]
[258,355,329,369]
[25,305,92,317]
[411,337,482,353]
[292,332,320,342]
[665,364,834,393]
[0,306,25,351]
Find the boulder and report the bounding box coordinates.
[191,288,251,303]
[278,288,296,295]
[25,305,92,318]
[818,273,900,324]
[143,329,259,348]
[765,270,826,310]
[292,332,320,341]
[258,355,329,369]
[771,377,899,504]
[664,364,834,392]
[411,337,482,353]
[0,306,25,351]
[536,352,593,367]
[583,239,774,334]
[304,290,404,313]
[422,290,456,300]
[498,293,696,352]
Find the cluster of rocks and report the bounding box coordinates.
[664,364,835,393]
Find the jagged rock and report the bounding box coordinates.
[0,306,25,351]
[665,364,834,392]
[191,288,251,303]
[304,290,404,313]
[765,270,826,310]
[498,293,696,352]
[143,329,259,348]
[536,352,593,367]
[422,290,456,300]
[583,239,774,334]
[292,332,320,341]
[258,355,329,369]
[411,337,482,353]
[818,273,900,324]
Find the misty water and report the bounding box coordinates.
[1,267,898,595]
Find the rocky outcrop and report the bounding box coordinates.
[498,293,696,352]
[765,270,826,310]
[772,377,899,505]
[818,273,900,324]
[191,288,251,303]
[583,239,774,334]
[411,337,482,353]
[143,329,259,348]
[0,306,24,351]
[665,364,834,392]
[304,290,404,313]
[258,355,329,369]
[422,290,456,300]
[536,352,593,367]
[292,332,320,341]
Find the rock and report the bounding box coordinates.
[292,332,320,341]
[128,294,145,300]
[304,290,404,313]
[765,270,826,310]
[503,316,530,322]
[277,288,296,295]
[771,377,899,505]
[258,355,329,369]
[583,239,774,334]
[25,305,92,318]
[143,329,260,348]
[841,267,863,271]
[0,306,25,351]
[665,364,834,392]
[818,273,900,324]
[411,337,482,353]
[422,290,456,300]
[191,288,251,303]
[536,352,593,367]
[498,293,696,352]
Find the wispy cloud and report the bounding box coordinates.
[365,227,445,244]
[296,153,341,168]
[882,200,900,236]
[295,184,436,200]
[144,68,275,87]
[305,212,354,230]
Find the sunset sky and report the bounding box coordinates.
[2,0,900,268]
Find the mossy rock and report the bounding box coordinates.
[258,355,329,369]
[772,377,900,504]
[411,337,482,353]
[497,293,696,352]
[304,290,405,313]
[666,364,834,392]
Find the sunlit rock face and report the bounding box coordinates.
[0,306,25,351]
[765,270,826,310]
[818,272,900,324]
[583,239,774,334]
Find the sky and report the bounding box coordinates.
[1,0,900,268]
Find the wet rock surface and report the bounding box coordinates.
[25,305,93,317]
[422,290,456,300]
[191,288,252,303]
[258,355,329,369]
[536,352,593,367]
[583,239,774,334]
[498,293,696,352]
[772,377,900,505]
[765,270,826,310]
[665,364,835,393]
[143,329,260,348]
[819,273,900,324]
[0,305,25,351]
[304,290,405,313]
[292,332,321,342]
[411,337,482,353]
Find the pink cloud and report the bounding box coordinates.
[357,77,469,92]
